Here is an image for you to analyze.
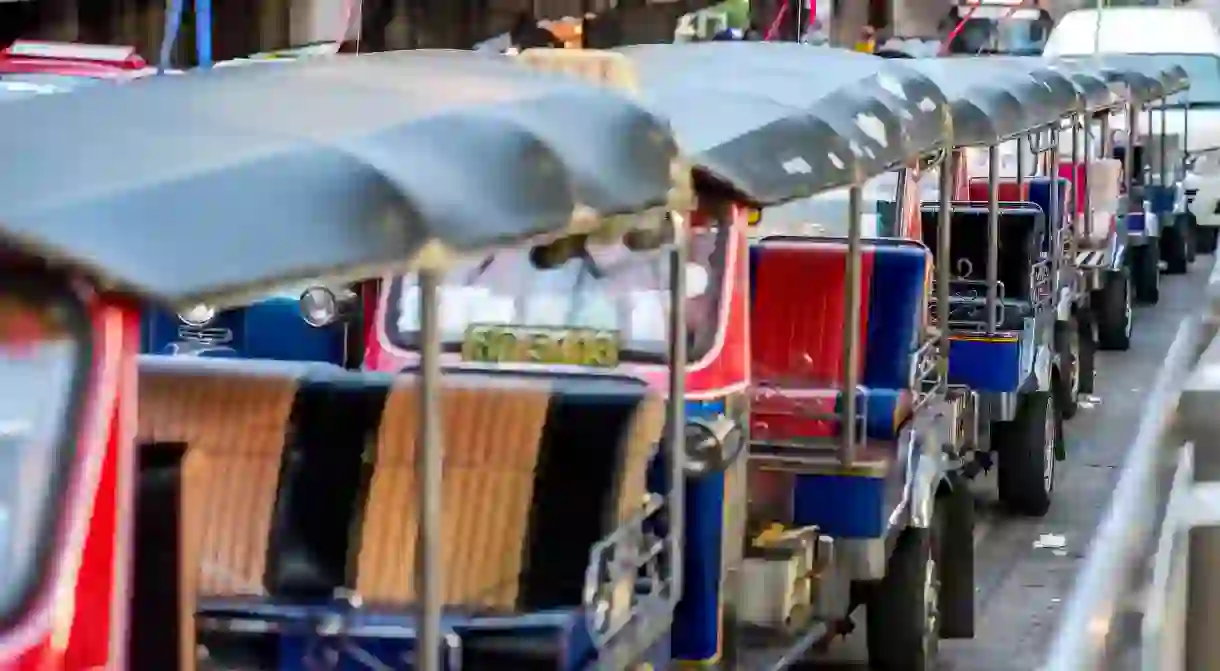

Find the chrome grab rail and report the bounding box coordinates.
[1043,258,1220,671]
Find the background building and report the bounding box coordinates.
[0,0,717,65]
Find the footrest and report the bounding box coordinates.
[1075,249,1107,269]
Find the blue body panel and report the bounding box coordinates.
[1027,178,1071,248]
[947,336,1024,392]
[143,298,345,363]
[1147,184,1178,216]
[864,243,928,390]
[201,602,602,670]
[793,473,886,538]
[670,398,729,663]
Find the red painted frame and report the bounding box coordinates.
[0,284,139,671]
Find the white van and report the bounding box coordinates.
[1044,7,1220,250]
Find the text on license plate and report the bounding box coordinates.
[460,324,620,367]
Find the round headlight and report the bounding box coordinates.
[177,304,216,327]
[682,418,743,477]
[300,286,337,327]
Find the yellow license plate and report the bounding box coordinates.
[461,324,621,368]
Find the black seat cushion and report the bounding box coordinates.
[513,374,652,611]
[947,296,1033,331]
[130,442,189,671]
[921,203,1045,302]
[265,369,393,599]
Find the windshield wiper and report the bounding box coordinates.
[465,255,496,283]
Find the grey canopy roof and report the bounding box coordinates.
[611,43,951,205]
[986,55,1118,111]
[1056,56,1188,103]
[1098,56,1190,100]
[1038,58,1122,111]
[907,57,1078,145]
[0,50,685,308]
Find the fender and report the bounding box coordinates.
[897,402,953,530]
[1109,238,1128,272]
[1056,285,1074,321]
[1035,341,1053,392]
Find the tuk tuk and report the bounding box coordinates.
[503,44,975,669]
[944,57,1113,417]
[905,57,1082,516]
[142,46,355,365]
[0,49,692,670]
[1056,57,1192,307]
[1042,58,1140,350]
[1102,59,1193,282]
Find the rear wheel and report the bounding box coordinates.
[866,525,940,671]
[937,479,975,640]
[1163,219,1190,274]
[1076,313,1097,396]
[1054,320,1081,420]
[995,391,1057,517]
[1185,214,1198,264]
[1196,224,1218,255]
[1133,239,1161,305]
[1094,268,1132,351]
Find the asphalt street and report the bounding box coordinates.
[790,258,1211,670]
[938,259,1209,671]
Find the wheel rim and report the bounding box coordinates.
[1068,329,1081,400]
[922,553,940,660]
[1043,395,1056,493]
[1124,276,1133,339]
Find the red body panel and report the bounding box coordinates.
[0,59,135,79]
[967,178,1029,202]
[1058,161,1087,216]
[750,243,875,439]
[0,294,138,671]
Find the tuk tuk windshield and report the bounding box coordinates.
[757,170,901,237]
[0,282,86,621]
[382,225,729,365]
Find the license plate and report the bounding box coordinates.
[461,324,620,367]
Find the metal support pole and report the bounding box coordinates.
[1072,114,1082,253]
[665,215,688,602]
[1049,129,1062,298]
[1148,107,1156,184]
[1124,103,1136,247]
[1101,112,1112,157]
[416,269,443,671]
[1017,135,1027,193]
[938,152,953,384]
[987,145,1000,333]
[1160,100,1169,187]
[841,185,863,465]
[1090,114,1104,243]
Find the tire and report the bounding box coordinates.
[937,479,975,640]
[1054,320,1081,420]
[1185,214,1198,264]
[995,391,1058,517]
[1076,313,1097,396]
[1094,268,1132,351]
[1162,218,1189,274]
[1133,239,1161,305]
[866,526,940,671]
[1197,225,1219,255]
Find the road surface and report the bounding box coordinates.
[938,260,1208,670]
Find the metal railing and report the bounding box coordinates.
[1043,257,1220,670]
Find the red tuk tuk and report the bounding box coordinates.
[0,49,690,670]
